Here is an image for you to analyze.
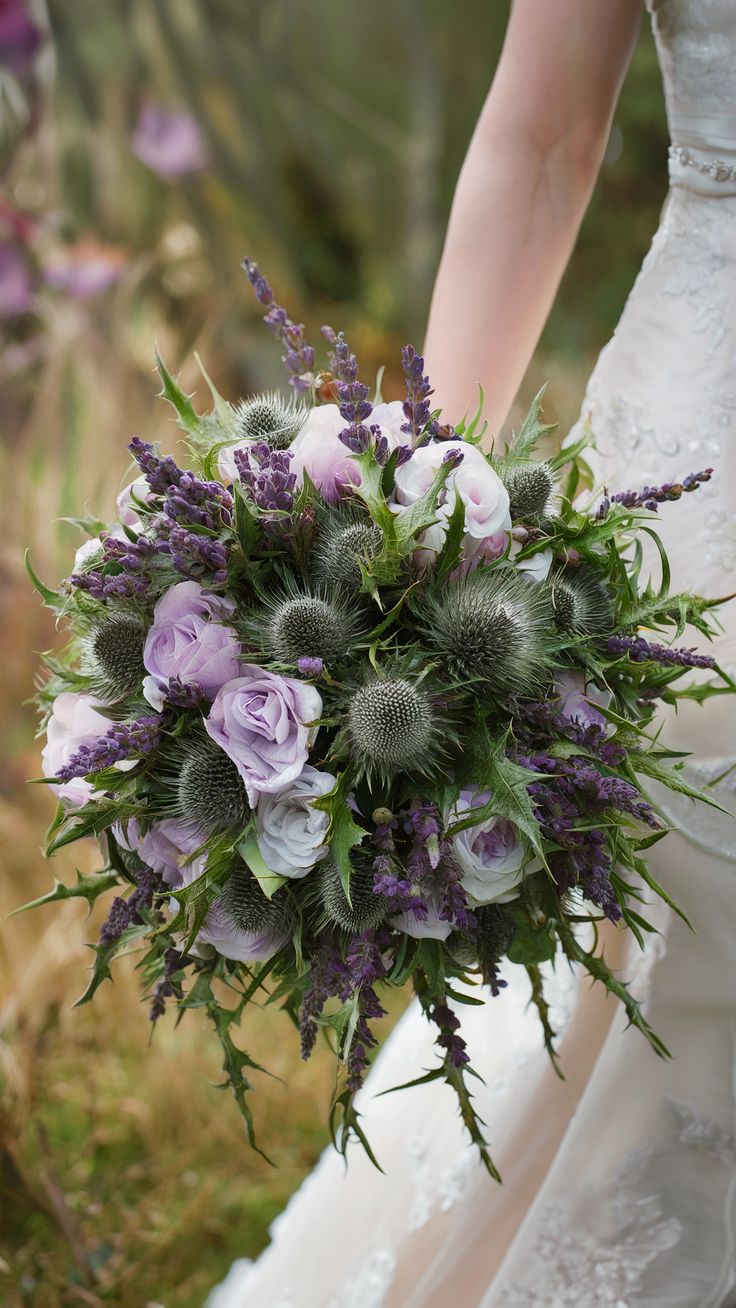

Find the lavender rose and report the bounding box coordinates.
[42,692,110,807]
[256,765,335,878]
[188,892,289,963]
[143,580,241,700]
[289,403,404,503]
[137,817,209,887]
[555,670,611,731]
[449,787,528,905]
[394,440,511,565]
[204,668,322,806]
[390,890,452,941]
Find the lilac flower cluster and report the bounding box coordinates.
[596,467,713,519]
[99,867,162,946]
[605,633,717,670]
[401,345,439,443]
[167,524,229,586]
[56,716,161,782]
[70,531,159,599]
[518,749,657,921]
[243,259,315,392]
[428,999,469,1068]
[234,441,296,536]
[298,929,388,1090]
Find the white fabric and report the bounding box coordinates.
[208,3,736,1303]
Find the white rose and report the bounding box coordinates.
[449,787,529,905]
[256,765,335,877]
[511,542,554,583]
[393,440,511,564]
[116,476,150,528]
[41,692,110,808]
[389,890,452,941]
[73,536,104,572]
[218,441,249,484]
[290,403,405,503]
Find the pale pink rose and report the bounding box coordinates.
[394,440,511,566]
[41,692,110,807]
[290,403,405,503]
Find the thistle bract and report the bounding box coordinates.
[233,392,305,448]
[548,567,614,636]
[262,591,363,666]
[502,461,556,521]
[319,858,387,933]
[347,676,437,778]
[83,612,146,702]
[177,735,250,836]
[420,571,553,698]
[314,515,384,594]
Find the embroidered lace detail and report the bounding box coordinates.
[498,1099,736,1307]
[326,1249,398,1308]
[670,144,736,183]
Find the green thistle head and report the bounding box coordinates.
[177,735,250,836]
[502,461,556,522]
[83,612,146,702]
[260,589,364,666]
[219,863,294,936]
[347,676,439,779]
[233,392,305,449]
[319,858,387,934]
[420,571,553,698]
[313,513,384,594]
[547,567,614,636]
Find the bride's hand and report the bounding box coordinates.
[424,0,643,436]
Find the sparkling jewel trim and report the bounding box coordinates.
[670,145,736,183]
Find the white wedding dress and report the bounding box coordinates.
[209,3,736,1304]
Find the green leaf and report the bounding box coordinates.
[506,908,556,965]
[507,386,556,460]
[628,752,733,816]
[155,348,201,438]
[10,868,120,918]
[233,485,262,561]
[450,728,549,870]
[311,772,366,900]
[24,550,61,608]
[434,491,466,583]
[525,964,564,1077]
[237,834,288,900]
[393,455,457,551]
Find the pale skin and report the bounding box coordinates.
[423,0,643,434]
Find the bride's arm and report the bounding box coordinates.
[423,0,642,431]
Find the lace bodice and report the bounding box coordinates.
[648,0,736,191]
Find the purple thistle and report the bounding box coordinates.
[401,345,440,443]
[99,868,162,947]
[595,467,713,520]
[243,259,316,392]
[297,656,323,678]
[55,716,161,782]
[605,633,717,670]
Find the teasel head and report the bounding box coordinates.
[219,862,294,937]
[250,584,365,667]
[233,392,306,449]
[177,733,250,836]
[346,673,444,782]
[313,509,384,595]
[319,857,387,934]
[501,460,557,523]
[419,570,554,700]
[547,566,614,636]
[82,611,147,703]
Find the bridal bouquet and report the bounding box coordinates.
[23,261,732,1175]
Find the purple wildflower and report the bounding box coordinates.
[243,259,315,392]
[149,946,187,1022]
[130,439,233,531]
[99,867,162,947]
[401,345,440,443]
[55,716,161,782]
[321,326,390,466]
[70,529,160,600]
[234,441,297,538]
[596,468,713,520]
[428,999,469,1068]
[159,675,204,708]
[165,523,229,586]
[297,656,323,678]
[131,104,209,179]
[605,633,717,670]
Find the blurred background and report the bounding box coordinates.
[1,2,668,1304]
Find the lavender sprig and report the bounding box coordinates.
[321,326,391,465]
[401,344,439,444]
[234,441,297,537]
[56,716,162,782]
[243,259,315,392]
[605,633,717,669]
[595,467,713,520]
[428,999,469,1068]
[99,868,162,946]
